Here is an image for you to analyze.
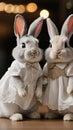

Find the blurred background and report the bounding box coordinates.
[0,0,73,78]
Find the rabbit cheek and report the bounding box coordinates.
[49,51,58,60]
[25,51,32,61]
[19,51,24,60]
[45,48,52,61]
[59,49,73,62]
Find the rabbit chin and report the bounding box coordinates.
[24,55,42,63]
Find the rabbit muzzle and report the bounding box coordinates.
[30,49,40,57]
[51,48,73,63]
[25,48,42,63]
[50,49,61,59]
[27,48,40,58]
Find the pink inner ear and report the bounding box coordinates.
[47,24,50,31]
[34,21,43,37]
[15,17,24,37]
[68,16,73,34]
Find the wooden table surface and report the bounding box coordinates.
[0,119,73,130]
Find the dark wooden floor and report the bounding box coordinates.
[0,119,73,130]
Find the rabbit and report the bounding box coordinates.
[41,14,73,121]
[0,14,44,121]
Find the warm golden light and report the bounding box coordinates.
[40,9,49,19]
[26,3,38,13]
[0,2,37,14]
[5,4,14,13]
[0,23,8,36]
[13,5,20,13]
[14,5,25,14]
[18,5,25,14]
[66,1,72,9]
[0,2,6,11]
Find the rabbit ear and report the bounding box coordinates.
[61,14,73,38]
[28,17,44,37]
[14,14,27,38]
[46,18,59,39]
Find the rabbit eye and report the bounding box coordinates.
[65,42,68,48]
[22,43,25,48]
[49,44,52,47]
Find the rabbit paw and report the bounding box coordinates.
[67,86,73,95]
[10,113,23,121]
[18,88,27,97]
[35,88,42,98]
[63,114,73,121]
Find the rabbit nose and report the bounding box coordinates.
[31,49,37,55]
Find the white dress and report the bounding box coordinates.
[0,60,43,110]
[43,61,73,112]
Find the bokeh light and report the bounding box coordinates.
[26,3,38,13]
[66,1,72,9]
[5,4,14,13]
[40,9,49,19]
[0,2,6,11]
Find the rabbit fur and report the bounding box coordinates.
[39,14,73,121]
[0,14,44,121]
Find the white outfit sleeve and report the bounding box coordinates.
[0,60,22,103]
[8,60,22,76]
[65,62,73,76]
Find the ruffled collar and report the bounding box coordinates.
[17,61,39,70]
[56,63,67,69]
[48,62,68,70]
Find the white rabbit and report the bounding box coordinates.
[0,14,43,121]
[42,14,73,121]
